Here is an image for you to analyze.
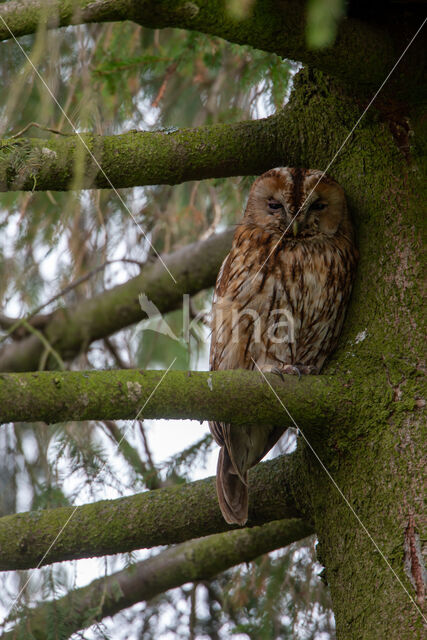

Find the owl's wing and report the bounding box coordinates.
[209,252,232,449]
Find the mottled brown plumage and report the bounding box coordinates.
[209,167,358,525]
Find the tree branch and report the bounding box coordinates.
[0,368,339,427]
[0,228,233,372]
[4,519,312,639]
[0,115,283,191]
[0,454,311,571]
[0,0,403,94]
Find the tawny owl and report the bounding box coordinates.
[209,167,358,526]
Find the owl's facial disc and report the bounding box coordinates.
[265,198,306,235]
[246,170,348,238]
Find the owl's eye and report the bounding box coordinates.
[310,201,327,211]
[267,199,283,211]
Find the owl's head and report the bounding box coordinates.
[244,167,353,239]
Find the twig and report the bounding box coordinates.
[103,337,129,370]
[151,62,178,108]
[9,121,70,138]
[200,186,222,240]
[139,421,156,472]
[19,320,65,371]
[103,420,163,490]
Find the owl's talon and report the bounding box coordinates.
[282,364,302,379]
[270,365,301,379]
[270,366,285,381]
[294,363,318,375]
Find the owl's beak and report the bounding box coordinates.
[292,220,299,236]
[292,210,310,236]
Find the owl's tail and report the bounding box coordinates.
[216,446,248,526]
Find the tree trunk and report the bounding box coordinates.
[282,68,425,638]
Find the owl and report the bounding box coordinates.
[209,167,358,526]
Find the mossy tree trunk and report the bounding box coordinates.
[281,69,425,638]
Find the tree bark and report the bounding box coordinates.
[4,519,312,640]
[0,454,311,571]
